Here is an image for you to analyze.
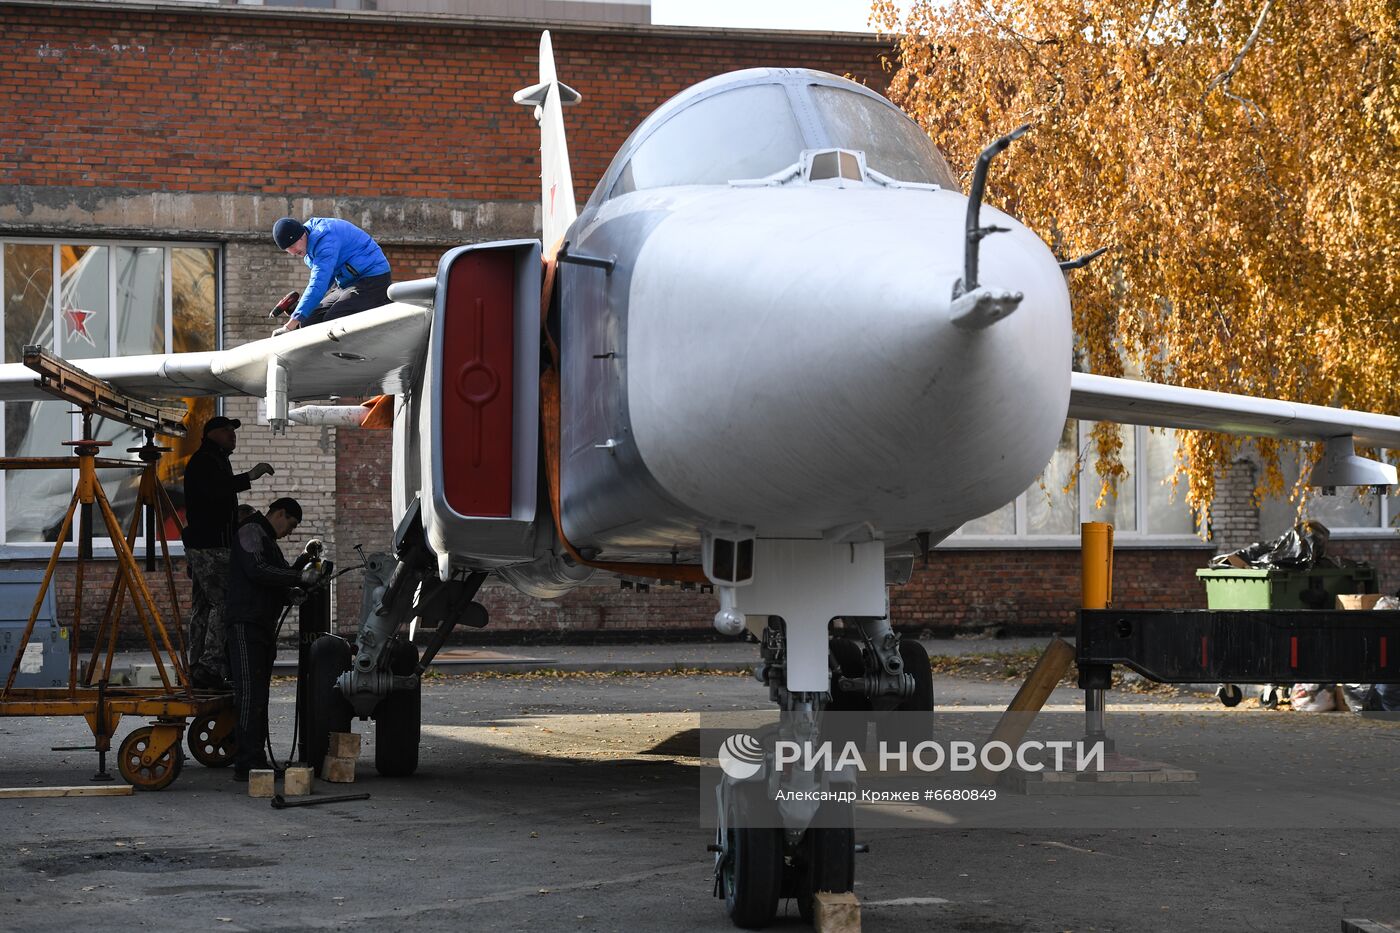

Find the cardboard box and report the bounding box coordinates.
[1337,594,1384,611]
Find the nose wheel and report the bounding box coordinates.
[792,799,856,923]
[715,783,784,929]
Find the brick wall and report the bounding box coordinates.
[1211,458,1262,553]
[0,2,890,202]
[222,241,335,563]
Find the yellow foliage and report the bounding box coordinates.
[873,0,1400,522]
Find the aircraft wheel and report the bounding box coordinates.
[306,635,353,774]
[118,726,184,791]
[187,708,237,768]
[896,639,935,713]
[374,640,421,777]
[718,785,783,929]
[796,798,856,923]
[827,637,871,712]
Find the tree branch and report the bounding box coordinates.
[1206,0,1273,95]
[1139,0,1163,41]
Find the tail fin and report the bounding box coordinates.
[514,31,581,260]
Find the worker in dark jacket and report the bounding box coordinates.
[182,416,274,689]
[226,497,312,780]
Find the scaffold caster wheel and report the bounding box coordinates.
[187,709,237,768]
[1215,684,1243,708]
[118,726,185,791]
[1259,685,1282,709]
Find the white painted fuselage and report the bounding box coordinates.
[560,180,1071,552]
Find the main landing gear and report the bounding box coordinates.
[713,618,934,929]
[302,502,488,778]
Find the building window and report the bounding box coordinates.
[947,420,1203,547]
[0,238,219,550]
[1257,447,1398,538]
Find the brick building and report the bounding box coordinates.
[1,0,1395,645]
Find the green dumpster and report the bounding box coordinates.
[1196,565,1377,610]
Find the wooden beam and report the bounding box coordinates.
[973,636,1076,783]
[0,785,134,799]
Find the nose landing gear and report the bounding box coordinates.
[716,618,934,928]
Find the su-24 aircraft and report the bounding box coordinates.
[4,30,1400,928]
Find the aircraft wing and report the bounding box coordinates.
[0,302,431,403]
[1068,373,1400,449]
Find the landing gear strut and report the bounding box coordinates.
[714,617,935,927]
[318,501,488,778]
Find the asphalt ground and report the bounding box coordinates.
[2,644,1399,931]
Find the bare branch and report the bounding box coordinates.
[1206,0,1273,95]
[1140,0,1163,41]
[975,1,1058,80]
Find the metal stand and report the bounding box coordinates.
[0,347,233,790]
[1080,522,1117,754]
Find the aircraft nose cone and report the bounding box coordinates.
[624,186,1073,535]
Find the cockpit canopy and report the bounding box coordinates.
[586,69,958,208]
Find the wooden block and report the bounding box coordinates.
[283,766,313,797]
[1338,594,1383,611]
[322,755,356,783]
[248,770,276,798]
[813,891,861,933]
[0,785,134,799]
[328,732,361,759]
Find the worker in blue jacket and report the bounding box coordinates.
[272,217,392,331]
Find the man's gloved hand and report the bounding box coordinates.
[249,462,275,481]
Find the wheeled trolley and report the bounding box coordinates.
[0,349,236,790]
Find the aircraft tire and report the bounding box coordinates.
[306,635,353,774]
[826,636,871,712]
[795,798,855,923]
[374,640,421,777]
[897,639,935,713]
[720,784,783,929]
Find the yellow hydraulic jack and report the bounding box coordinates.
[0,347,235,790]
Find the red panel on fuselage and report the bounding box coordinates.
[442,250,514,517]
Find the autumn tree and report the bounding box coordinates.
[873,0,1399,523]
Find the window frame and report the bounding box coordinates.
[1256,446,1399,540]
[944,422,1210,549]
[0,235,222,558]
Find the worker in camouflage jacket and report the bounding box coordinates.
[182,416,274,689]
